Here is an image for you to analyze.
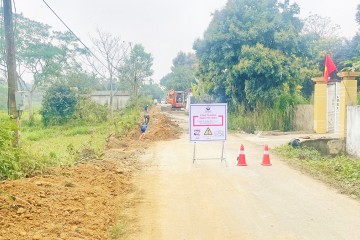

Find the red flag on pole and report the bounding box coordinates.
[323,54,337,83]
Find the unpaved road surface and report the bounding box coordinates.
[133,111,360,240]
[0,108,180,240]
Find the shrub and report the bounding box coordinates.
[228,89,306,133]
[40,84,78,126]
[0,113,57,179]
[0,119,21,179]
[114,96,151,136]
[74,97,109,124]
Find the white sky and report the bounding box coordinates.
[13,0,359,82]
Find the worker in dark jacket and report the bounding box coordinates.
[144,105,150,124]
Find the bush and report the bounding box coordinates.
[114,96,151,136]
[228,105,294,133]
[0,113,20,179]
[74,97,108,124]
[40,84,78,126]
[0,113,58,179]
[228,90,306,133]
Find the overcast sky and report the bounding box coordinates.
[14,0,359,82]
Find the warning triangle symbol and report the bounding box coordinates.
[204,127,212,135]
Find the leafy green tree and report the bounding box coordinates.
[160,52,197,91]
[300,13,345,75]
[341,4,360,71]
[57,70,102,94]
[0,12,86,120]
[40,84,77,126]
[139,81,164,101]
[232,44,302,108]
[119,43,153,96]
[193,0,304,109]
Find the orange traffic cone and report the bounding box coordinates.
[237,144,247,166]
[261,145,272,166]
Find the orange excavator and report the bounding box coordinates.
[166,89,187,109]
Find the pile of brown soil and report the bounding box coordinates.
[0,150,140,240]
[0,107,180,239]
[107,106,181,149]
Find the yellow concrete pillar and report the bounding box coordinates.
[338,72,359,139]
[312,77,327,133]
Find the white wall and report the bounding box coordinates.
[346,106,360,157]
[90,95,130,110]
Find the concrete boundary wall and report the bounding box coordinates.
[346,106,360,157]
[294,105,314,132]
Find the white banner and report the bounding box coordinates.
[189,104,227,142]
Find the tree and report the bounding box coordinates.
[0,12,86,121]
[119,43,153,97]
[0,76,7,111]
[232,44,302,107]
[160,52,197,91]
[88,29,128,119]
[300,13,345,73]
[60,71,101,94]
[193,0,304,109]
[341,4,360,71]
[21,30,85,121]
[302,14,341,38]
[139,81,164,101]
[40,84,77,126]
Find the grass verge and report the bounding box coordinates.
[275,145,360,200]
[0,97,151,180]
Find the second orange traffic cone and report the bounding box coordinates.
[261,145,272,166]
[237,144,247,166]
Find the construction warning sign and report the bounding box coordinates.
[189,104,227,142]
[204,127,212,136]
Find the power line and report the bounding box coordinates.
[41,0,109,70]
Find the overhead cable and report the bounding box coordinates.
[41,0,109,69]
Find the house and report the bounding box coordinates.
[90,91,130,110]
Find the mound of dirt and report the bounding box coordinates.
[142,110,181,141]
[0,107,181,239]
[0,152,138,239]
[107,106,181,149]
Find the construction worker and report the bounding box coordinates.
[144,105,150,124]
[139,123,148,140]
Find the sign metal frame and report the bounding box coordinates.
[189,103,227,163]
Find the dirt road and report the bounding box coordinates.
[0,107,181,240]
[133,111,360,240]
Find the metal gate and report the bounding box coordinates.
[327,82,340,134]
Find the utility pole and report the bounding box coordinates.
[3,0,20,146]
